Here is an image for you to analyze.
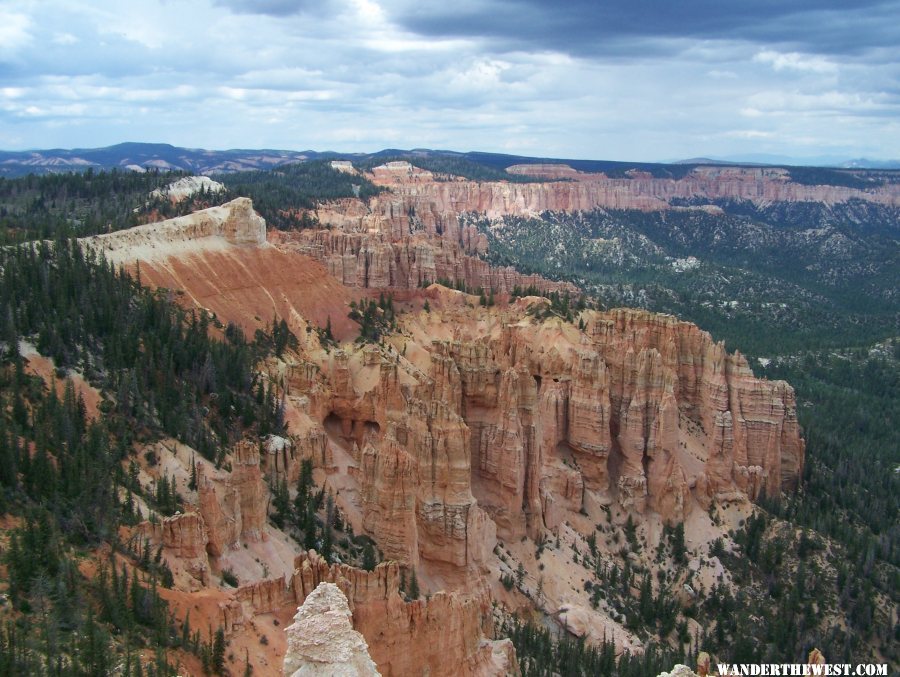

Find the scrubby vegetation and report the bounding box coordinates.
[348,293,398,344]
[472,201,899,666]
[0,168,224,243]
[476,202,899,356]
[0,237,293,673]
[216,160,383,229]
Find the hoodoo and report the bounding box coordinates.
[71,198,806,673]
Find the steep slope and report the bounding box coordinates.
[81,198,358,340]
[71,195,816,674]
[74,199,523,675]
[267,161,899,304]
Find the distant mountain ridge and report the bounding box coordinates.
[4,141,899,179]
[674,153,900,169]
[0,142,321,177]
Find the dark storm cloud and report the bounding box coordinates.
[1,0,898,160]
[394,0,900,57]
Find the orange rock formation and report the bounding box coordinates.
[90,189,807,676]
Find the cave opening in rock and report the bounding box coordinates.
[323,412,381,450]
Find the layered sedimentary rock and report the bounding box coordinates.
[273,160,899,299]
[197,440,268,557]
[149,175,225,202]
[94,190,808,676]
[590,308,805,503]
[283,291,803,595]
[224,550,514,676]
[283,582,380,677]
[84,197,265,264]
[288,551,517,677]
[80,198,357,340]
[426,163,900,211]
[139,511,209,560]
[274,228,575,295]
[136,511,211,586]
[297,161,898,244]
[323,295,801,547]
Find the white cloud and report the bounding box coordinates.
[753,50,838,74]
[745,89,890,115]
[52,32,79,45]
[0,0,897,161]
[723,130,774,139]
[0,10,32,51]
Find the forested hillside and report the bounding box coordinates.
[473,202,899,669]
[0,161,381,242]
[0,239,288,673]
[0,169,227,243]
[475,203,899,356]
[214,161,383,230]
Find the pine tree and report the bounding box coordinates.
[271,477,291,529]
[189,456,198,491]
[408,569,420,600]
[212,627,226,675]
[362,541,377,572]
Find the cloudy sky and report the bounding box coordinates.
[1,0,899,161]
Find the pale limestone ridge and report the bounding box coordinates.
[330,161,359,175]
[81,197,266,264]
[150,175,225,202]
[283,582,380,677]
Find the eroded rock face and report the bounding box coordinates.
[283,582,380,677]
[149,175,225,203]
[375,163,900,214]
[84,197,265,264]
[309,298,804,570]
[139,511,209,560]
[275,228,575,295]
[289,551,517,677]
[94,189,806,676]
[198,440,268,557]
[271,163,899,302]
[136,511,211,586]
[79,198,357,342]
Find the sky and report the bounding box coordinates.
[1,0,899,162]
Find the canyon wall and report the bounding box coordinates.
[282,582,380,677]
[266,160,900,297]
[274,228,575,295]
[288,551,516,677]
[286,291,803,583]
[107,193,807,675]
[436,163,900,211]
[81,198,358,340]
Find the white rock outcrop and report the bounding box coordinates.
[657,666,699,677]
[150,175,225,202]
[82,197,266,264]
[283,582,380,677]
